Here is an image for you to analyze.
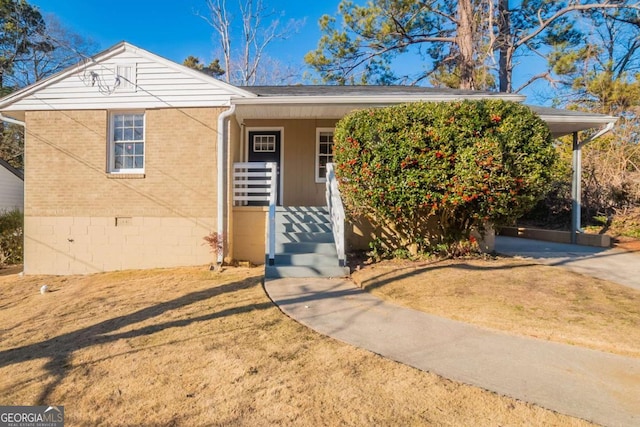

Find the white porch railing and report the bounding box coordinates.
[233,162,278,265]
[325,163,346,267]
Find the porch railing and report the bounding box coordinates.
[233,162,278,265]
[325,163,346,267]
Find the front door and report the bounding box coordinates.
[248,130,281,205]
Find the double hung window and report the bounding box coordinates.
[316,128,334,182]
[110,113,144,173]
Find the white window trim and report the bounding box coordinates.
[252,134,277,152]
[315,127,335,183]
[108,111,146,174]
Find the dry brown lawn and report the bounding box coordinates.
[0,265,593,426]
[352,257,640,357]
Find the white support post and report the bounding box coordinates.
[267,162,277,266]
[571,131,581,244]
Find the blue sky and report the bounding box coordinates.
[29,0,551,101]
[30,0,337,71]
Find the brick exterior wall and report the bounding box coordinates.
[24,107,225,274]
[25,108,222,217]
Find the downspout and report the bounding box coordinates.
[571,122,615,243]
[216,104,236,266]
[0,113,25,127]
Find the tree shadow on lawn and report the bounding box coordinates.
[357,259,541,293]
[0,275,269,405]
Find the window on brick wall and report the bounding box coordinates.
[109,112,145,173]
[316,128,334,183]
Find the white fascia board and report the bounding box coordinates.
[231,93,526,106]
[537,114,618,125]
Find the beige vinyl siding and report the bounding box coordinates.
[4,49,239,111]
[0,164,23,211]
[243,119,338,206]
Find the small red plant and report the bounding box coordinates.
[203,232,224,270]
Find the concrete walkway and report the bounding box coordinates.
[265,274,640,426]
[495,236,640,290]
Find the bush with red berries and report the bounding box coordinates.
[333,99,556,255]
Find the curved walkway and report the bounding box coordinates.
[265,257,640,426]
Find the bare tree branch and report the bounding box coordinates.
[514,71,558,93]
[200,0,304,85]
[516,2,640,49]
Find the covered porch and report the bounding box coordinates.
[221,86,617,272]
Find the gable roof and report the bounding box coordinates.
[0,41,255,116]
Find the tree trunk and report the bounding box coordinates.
[457,0,476,90]
[497,0,512,92]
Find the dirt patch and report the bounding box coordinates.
[583,207,640,251]
[352,257,640,357]
[614,237,640,252]
[0,266,592,426]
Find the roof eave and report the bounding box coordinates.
[231,93,526,105]
[542,115,618,137]
[538,114,617,124]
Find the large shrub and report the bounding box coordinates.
[334,100,556,255]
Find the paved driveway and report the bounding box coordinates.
[495,236,640,290]
[265,277,640,427]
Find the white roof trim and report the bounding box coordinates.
[232,93,526,105]
[537,114,617,125]
[0,41,256,110]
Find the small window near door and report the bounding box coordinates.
[316,128,334,183]
[253,134,276,152]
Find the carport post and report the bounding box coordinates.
[569,123,615,245]
[571,131,581,244]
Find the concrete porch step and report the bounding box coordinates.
[275,241,338,255]
[274,252,341,267]
[268,206,348,279]
[276,206,329,220]
[276,222,332,233]
[265,265,350,279]
[276,212,331,225]
[277,232,335,243]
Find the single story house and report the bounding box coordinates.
[0,42,616,275]
[0,158,24,212]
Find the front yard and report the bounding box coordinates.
[0,265,599,426]
[352,257,640,357]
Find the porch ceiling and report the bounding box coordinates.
[234,103,374,122]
